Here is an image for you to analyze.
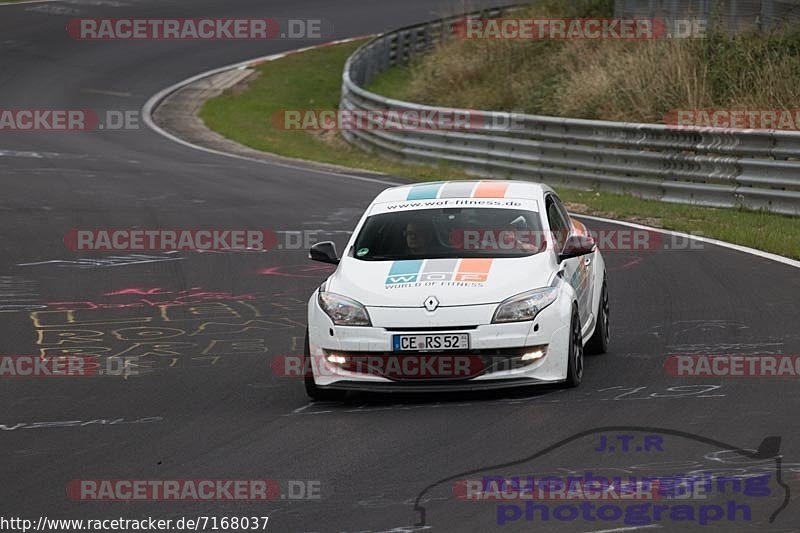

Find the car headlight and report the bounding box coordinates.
[318,291,371,326]
[492,287,558,323]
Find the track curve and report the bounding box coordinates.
[1,1,798,532]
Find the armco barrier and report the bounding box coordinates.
[339,6,800,215]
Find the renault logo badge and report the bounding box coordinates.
[424,296,439,311]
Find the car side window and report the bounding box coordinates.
[545,196,569,252]
[553,195,572,230]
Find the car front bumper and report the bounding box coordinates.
[307,289,574,390]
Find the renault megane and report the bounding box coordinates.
[303,180,609,399]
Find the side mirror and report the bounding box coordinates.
[309,241,339,265]
[559,234,596,262]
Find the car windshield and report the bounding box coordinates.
[352,207,545,261]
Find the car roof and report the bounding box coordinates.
[372,180,554,205]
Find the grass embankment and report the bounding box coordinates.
[200,33,800,259]
[374,0,800,122]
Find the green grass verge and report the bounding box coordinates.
[367,65,414,101]
[201,40,468,182]
[200,40,800,260]
[560,190,799,259]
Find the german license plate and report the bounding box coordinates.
[392,333,470,352]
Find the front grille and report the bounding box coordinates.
[323,347,544,381]
[384,325,479,332]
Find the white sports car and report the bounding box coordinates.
[303,180,608,400]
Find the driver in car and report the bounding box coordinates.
[404,221,434,255]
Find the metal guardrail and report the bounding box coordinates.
[340,7,800,215]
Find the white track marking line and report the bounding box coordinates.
[82,88,132,97]
[141,38,800,268]
[0,0,62,6]
[573,213,800,269]
[582,526,662,533]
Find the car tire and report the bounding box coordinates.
[564,306,584,388]
[303,329,347,401]
[585,277,609,355]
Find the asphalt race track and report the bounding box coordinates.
[1,1,799,532]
